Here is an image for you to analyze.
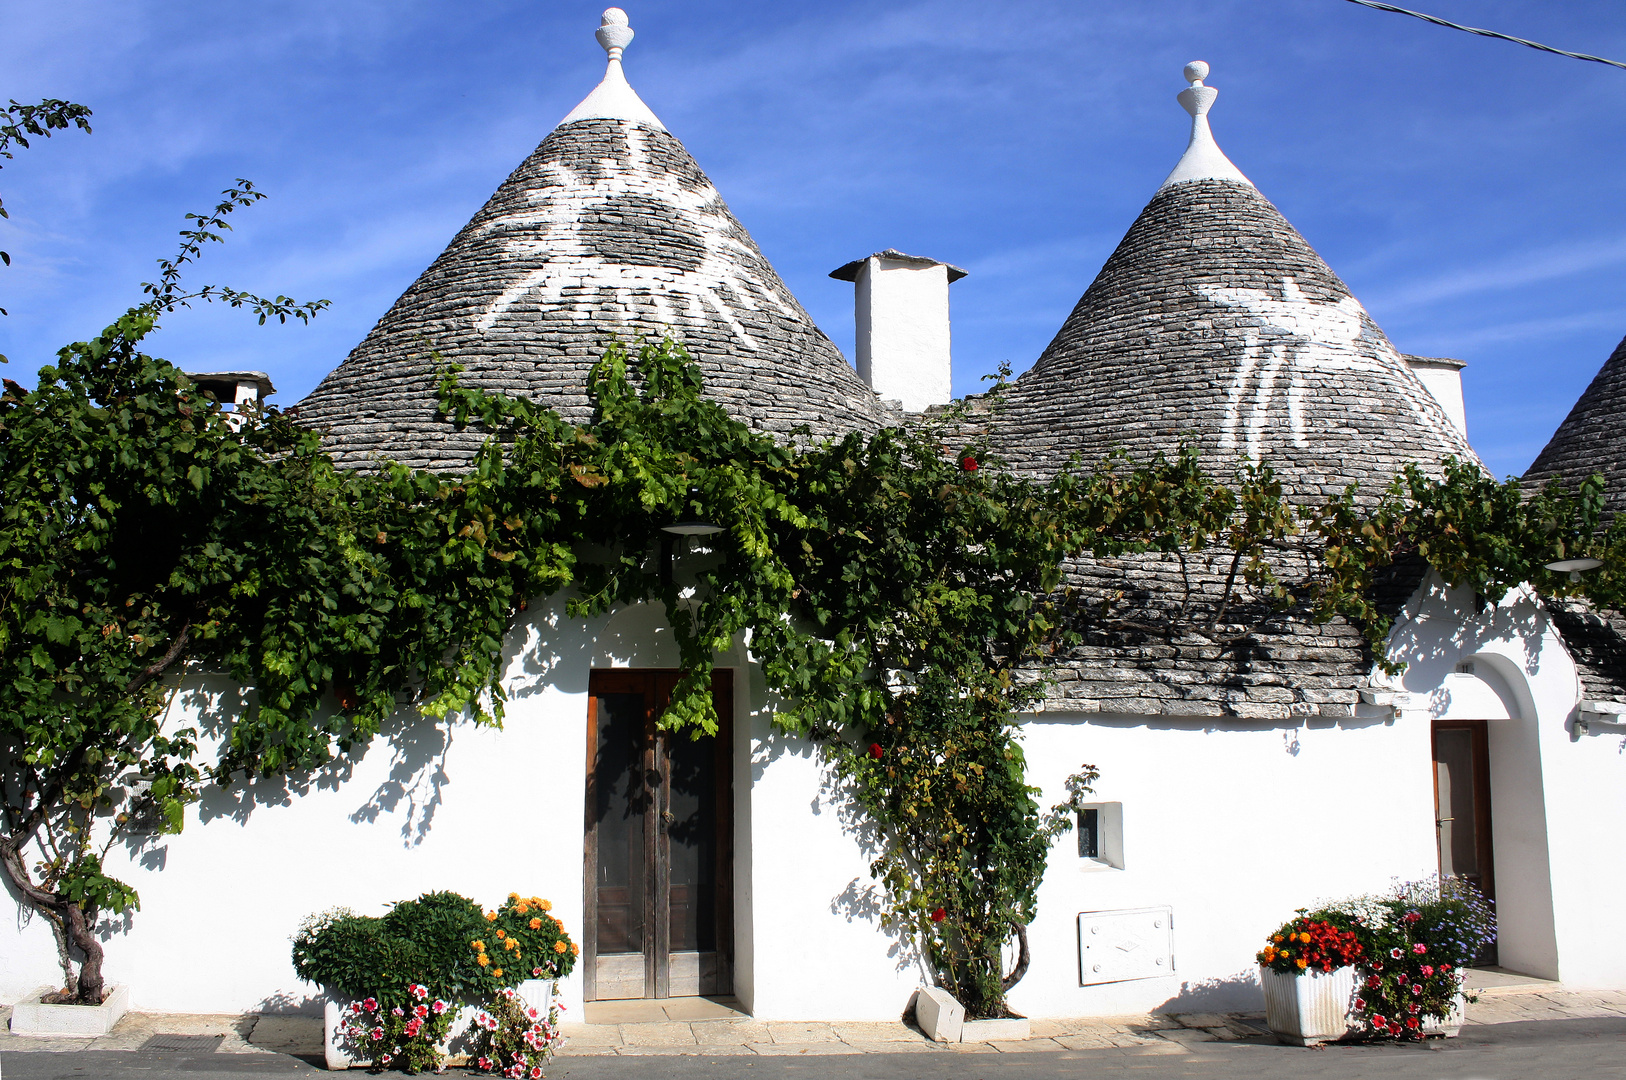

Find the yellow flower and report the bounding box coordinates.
[477,955,490,967]
[554,941,568,954]
[529,917,543,930]
[509,892,520,900]
[472,940,486,952]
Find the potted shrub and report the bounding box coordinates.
[293,890,577,1073]
[1256,912,1367,1045]
[1257,877,1496,1046]
[1344,877,1495,1040]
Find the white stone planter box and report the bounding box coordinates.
[323,979,556,1070]
[9,984,132,1037]
[1260,965,1357,1046]
[961,1017,1030,1041]
[1421,990,1468,1037]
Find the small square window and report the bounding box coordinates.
[1075,802,1124,870]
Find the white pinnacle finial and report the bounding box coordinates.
[558,7,666,131]
[596,8,633,61]
[1159,60,1252,191]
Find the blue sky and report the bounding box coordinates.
[2,0,1623,480]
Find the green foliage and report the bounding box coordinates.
[0,96,93,291]
[292,892,576,1008]
[1306,459,1626,671]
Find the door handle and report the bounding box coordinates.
[661,809,676,828]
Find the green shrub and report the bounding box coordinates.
[292,891,575,1009]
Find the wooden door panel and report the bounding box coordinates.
[585,669,733,1000]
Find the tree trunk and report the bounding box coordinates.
[65,901,105,1005]
[1001,922,1031,991]
[47,912,80,998]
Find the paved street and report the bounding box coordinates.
[5,1017,1626,1080]
[4,975,1625,1080]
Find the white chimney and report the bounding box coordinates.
[829,249,965,413]
[1403,355,1468,443]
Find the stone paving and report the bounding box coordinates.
[3,977,1625,1062]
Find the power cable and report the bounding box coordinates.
[1342,0,1626,72]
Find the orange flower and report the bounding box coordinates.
[477,955,490,967]
[486,912,498,922]
[472,940,486,952]
[496,930,506,940]
[1296,959,1308,969]
[539,900,552,912]
[508,892,520,900]
[516,903,530,915]
[492,968,503,978]
[1273,934,1284,943]
[1299,933,1311,944]
[529,918,543,930]
[554,941,568,954]
[571,943,579,956]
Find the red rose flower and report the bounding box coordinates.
[931,907,946,923]
[868,743,883,760]
[1406,1017,1420,1029]
[961,456,978,471]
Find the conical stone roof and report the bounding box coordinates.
[981,61,1472,721]
[1523,332,1626,516]
[988,64,1470,498]
[296,9,885,471]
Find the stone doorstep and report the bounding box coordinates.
[9,985,132,1037]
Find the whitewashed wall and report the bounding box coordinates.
[5,572,1624,1017]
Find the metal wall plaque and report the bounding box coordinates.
[1077,905,1175,985]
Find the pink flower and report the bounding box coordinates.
[370,1028,384,1041]
[1404,912,1421,925]
[1397,973,1408,985]
[1389,948,1403,959]
[531,1068,544,1079]
[478,1057,492,1070]
[1372,1015,1388,1029]
[1413,943,1428,955]
[391,1006,404,1016]
[380,1053,392,1065]
[362,998,378,1013]
[432,1000,447,1014]
[527,1007,540,1020]
[405,1018,423,1038]
[1441,963,1453,973]
[1420,965,1435,977]
[349,1002,362,1015]
[1365,975,1380,988]
[532,967,543,976]
[410,984,427,1000]
[1412,984,1423,996]
[414,1004,429,1018]
[1409,1003,1421,1015]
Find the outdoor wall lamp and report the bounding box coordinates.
[658,520,723,585]
[1543,557,1603,583]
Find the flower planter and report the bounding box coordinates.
[323,979,556,1070]
[1420,989,1468,1038]
[8,984,132,1037]
[1260,965,1358,1046]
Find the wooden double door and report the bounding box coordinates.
[584,670,733,1000]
